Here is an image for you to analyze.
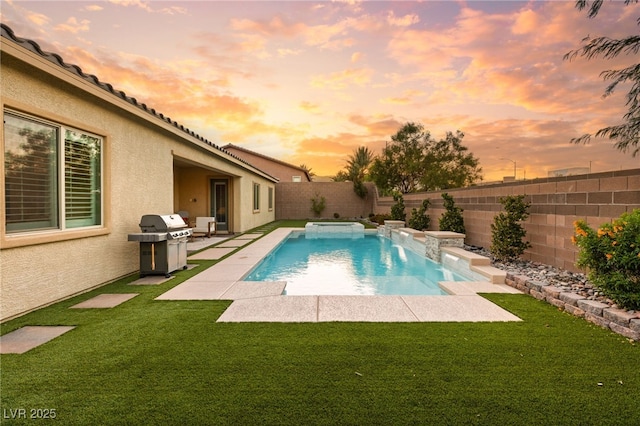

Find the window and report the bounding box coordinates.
[4,110,102,233]
[268,187,273,211]
[292,176,301,182]
[253,182,260,211]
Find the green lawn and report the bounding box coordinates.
[1,221,638,425]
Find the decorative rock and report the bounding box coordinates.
[542,286,561,299]
[609,323,640,341]
[584,312,610,329]
[564,304,585,318]
[547,297,565,309]
[577,300,610,316]
[559,292,585,307]
[603,308,637,327]
[630,319,640,333]
[527,280,545,293]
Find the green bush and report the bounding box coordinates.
[391,193,406,221]
[490,195,531,261]
[310,193,326,217]
[369,213,392,225]
[439,193,465,234]
[573,210,640,310]
[408,199,430,231]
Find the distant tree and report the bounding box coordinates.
[333,146,374,197]
[369,123,482,194]
[299,164,315,178]
[370,123,433,194]
[422,131,482,190]
[332,170,350,182]
[346,146,374,198]
[564,0,640,156]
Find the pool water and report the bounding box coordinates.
[243,233,470,295]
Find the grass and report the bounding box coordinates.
[1,221,639,425]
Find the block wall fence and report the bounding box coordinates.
[275,169,640,272]
[374,169,640,272]
[275,182,376,221]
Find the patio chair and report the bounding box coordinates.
[191,216,216,239]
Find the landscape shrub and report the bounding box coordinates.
[490,195,531,261]
[408,199,430,231]
[439,193,465,234]
[390,193,406,221]
[310,193,326,217]
[573,209,640,310]
[368,213,392,225]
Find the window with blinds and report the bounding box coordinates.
[4,110,102,233]
[65,130,101,228]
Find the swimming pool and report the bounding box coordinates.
[243,232,470,295]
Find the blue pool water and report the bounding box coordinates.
[244,233,470,295]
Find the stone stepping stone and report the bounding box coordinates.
[129,275,175,285]
[215,239,252,248]
[70,293,138,309]
[235,233,263,240]
[188,247,235,260]
[0,326,75,354]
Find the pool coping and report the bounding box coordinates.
[156,228,523,322]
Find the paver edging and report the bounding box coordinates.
[505,273,640,342]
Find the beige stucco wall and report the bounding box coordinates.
[1,42,275,320]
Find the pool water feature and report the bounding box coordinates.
[243,232,471,296]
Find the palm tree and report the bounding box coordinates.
[346,146,374,182]
[299,164,315,178]
[345,146,375,198]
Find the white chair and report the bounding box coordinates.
[192,216,216,239]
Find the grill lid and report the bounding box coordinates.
[139,214,187,232]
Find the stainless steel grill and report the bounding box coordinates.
[128,214,193,277]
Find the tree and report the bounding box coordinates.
[564,0,640,156]
[369,123,482,194]
[299,164,315,179]
[422,131,482,190]
[346,146,374,198]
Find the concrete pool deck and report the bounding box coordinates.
[157,228,523,323]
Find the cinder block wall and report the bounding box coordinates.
[276,182,375,220]
[374,169,640,271]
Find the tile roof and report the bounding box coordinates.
[0,23,277,182]
[221,143,312,181]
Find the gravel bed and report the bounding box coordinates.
[464,245,634,314]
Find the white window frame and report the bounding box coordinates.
[268,187,274,211]
[3,109,104,235]
[252,182,260,212]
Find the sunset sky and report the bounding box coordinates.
[2,0,639,181]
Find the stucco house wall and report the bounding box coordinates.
[1,26,276,321]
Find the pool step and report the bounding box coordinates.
[440,247,490,266]
[440,247,506,284]
[470,265,507,284]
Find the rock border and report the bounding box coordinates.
[504,273,640,342]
